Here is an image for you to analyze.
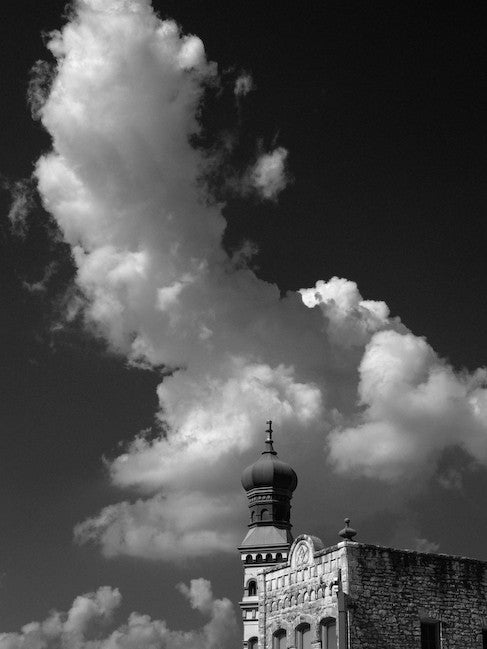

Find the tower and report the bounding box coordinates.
[238,421,298,649]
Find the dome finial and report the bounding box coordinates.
[264,420,276,454]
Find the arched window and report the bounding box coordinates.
[248,637,258,649]
[260,508,269,521]
[266,552,273,562]
[251,511,255,523]
[245,554,253,563]
[273,630,286,649]
[256,553,262,563]
[320,619,337,649]
[295,624,311,649]
[276,552,283,562]
[248,580,257,596]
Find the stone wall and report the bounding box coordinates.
[256,537,487,648]
[347,543,487,649]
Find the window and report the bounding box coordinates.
[295,624,311,649]
[256,553,262,563]
[248,580,257,596]
[421,622,440,649]
[266,553,273,562]
[273,630,286,649]
[248,637,258,649]
[245,554,253,563]
[320,619,337,649]
[276,552,283,562]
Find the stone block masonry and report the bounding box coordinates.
[258,537,487,648]
[347,543,487,648]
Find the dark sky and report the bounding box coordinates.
[0,0,486,636]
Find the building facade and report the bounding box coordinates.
[239,426,487,649]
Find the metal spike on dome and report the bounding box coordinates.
[264,420,275,453]
[339,517,357,541]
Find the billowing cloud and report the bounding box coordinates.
[328,330,487,481]
[74,492,240,560]
[0,581,238,649]
[29,0,487,560]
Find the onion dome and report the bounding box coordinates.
[241,422,298,493]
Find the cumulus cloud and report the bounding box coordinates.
[0,581,238,649]
[328,330,487,481]
[29,0,487,560]
[74,492,240,560]
[300,277,398,349]
[248,147,290,201]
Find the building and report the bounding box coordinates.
[239,424,487,649]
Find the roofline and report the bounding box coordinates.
[260,539,487,575]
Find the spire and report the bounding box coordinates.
[263,420,276,454]
[240,421,298,538]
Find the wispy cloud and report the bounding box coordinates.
[234,71,254,98]
[3,178,36,236]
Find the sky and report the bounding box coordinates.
[0,0,486,646]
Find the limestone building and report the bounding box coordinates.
[239,424,487,649]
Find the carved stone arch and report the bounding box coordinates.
[317,587,323,598]
[303,590,309,602]
[293,612,315,644]
[269,619,290,646]
[310,589,316,601]
[291,594,297,607]
[247,637,258,649]
[269,619,284,634]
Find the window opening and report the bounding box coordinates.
[320,619,337,649]
[273,630,286,649]
[248,580,257,596]
[295,623,311,649]
[421,622,440,649]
